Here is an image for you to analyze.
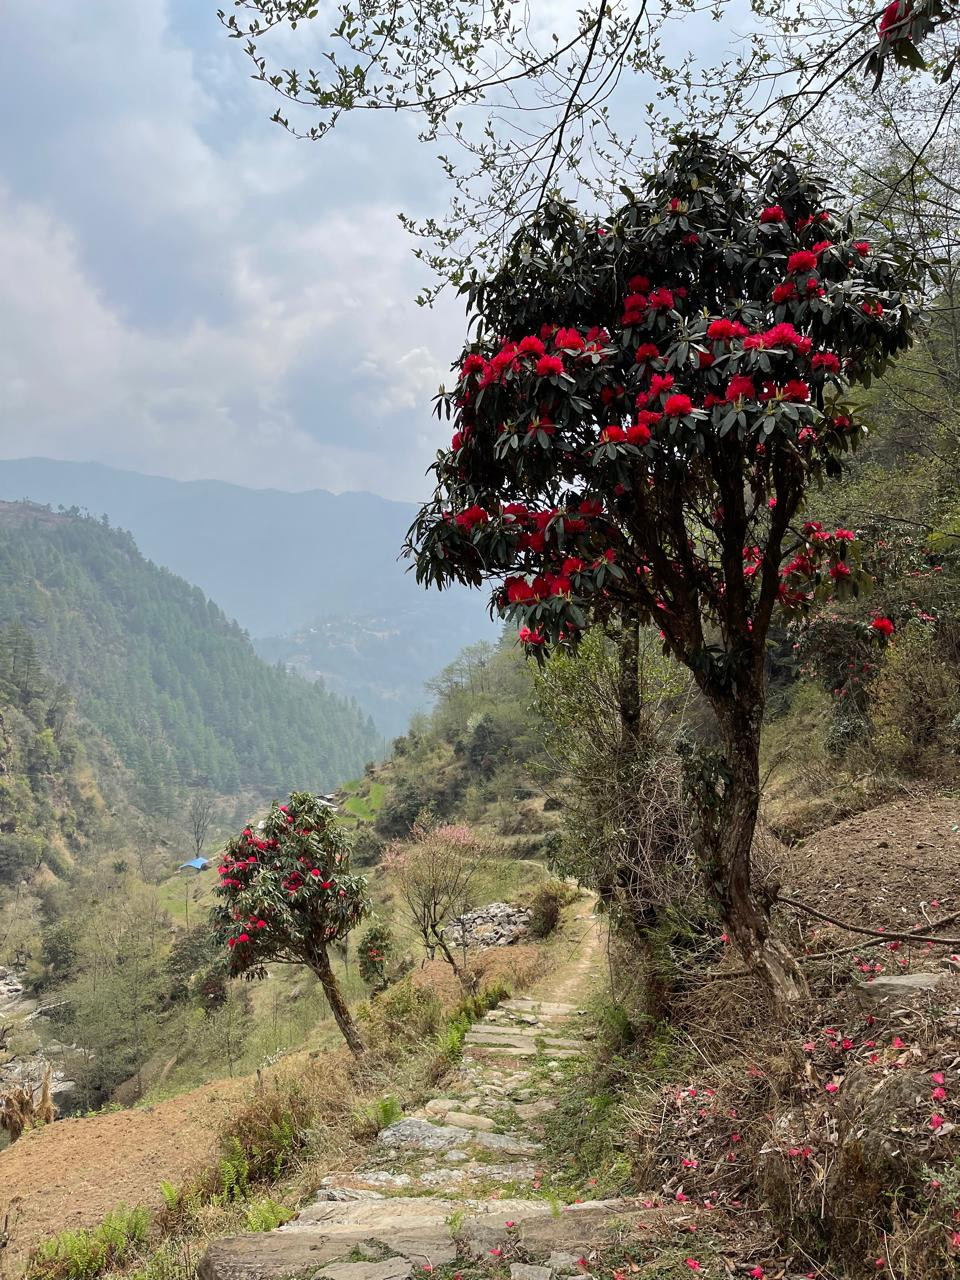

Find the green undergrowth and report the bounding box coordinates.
[540,997,694,1198]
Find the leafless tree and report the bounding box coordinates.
[187,791,214,859]
[387,816,483,982]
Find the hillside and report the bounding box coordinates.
[0,459,498,735]
[0,502,380,804]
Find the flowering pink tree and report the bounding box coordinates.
[210,791,371,1056]
[407,137,916,1000]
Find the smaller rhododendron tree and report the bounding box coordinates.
[406,135,917,1000]
[357,922,393,993]
[210,791,371,1056]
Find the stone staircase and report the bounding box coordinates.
[199,983,681,1280]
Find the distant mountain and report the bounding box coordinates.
[0,459,496,734]
[0,502,380,803]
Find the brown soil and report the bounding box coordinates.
[781,793,959,931]
[0,1077,243,1269]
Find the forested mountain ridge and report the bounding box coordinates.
[0,502,380,805]
[0,459,497,734]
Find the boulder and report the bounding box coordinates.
[853,971,949,1007]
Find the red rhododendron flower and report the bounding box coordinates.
[650,372,675,396]
[726,375,756,401]
[813,352,841,373]
[707,317,748,341]
[627,421,652,446]
[664,394,693,417]
[536,354,565,377]
[879,0,909,37]
[772,281,797,304]
[870,616,895,638]
[555,326,585,352]
[787,250,818,274]
[518,335,546,356]
[460,353,485,377]
[628,273,650,292]
[455,504,489,532]
[648,286,675,311]
[635,342,660,363]
[506,577,536,604]
[782,380,810,402]
[760,205,785,223]
[830,562,851,580]
[601,425,627,443]
[854,240,871,256]
[622,293,647,324]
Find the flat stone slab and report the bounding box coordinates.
[424,1098,459,1116]
[502,998,579,1016]
[854,971,949,1005]
[457,1201,685,1261]
[198,1230,454,1280]
[319,1262,414,1280]
[511,1266,554,1280]
[443,1110,497,1131]
[466,1043,581,1060]
[515,1099,556,1121]
[378,1117,537,1155]
[466,1028,585,1050]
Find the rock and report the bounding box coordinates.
[854,972,949,1006]
[318,1263,413,1280]
[511,1266,554,1280]
[547,1254,583,1273]
[515,1100,556,1121]
[378,1117,537,1156]
[314,1189,387,1202]
[424,1098,458,1117]
[444,1111,497,1131]
[443,1150,469,1163]
[443,903,532,950]
[420,1169,465,1187]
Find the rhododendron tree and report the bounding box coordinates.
[406,137,915,999]
[210,791,371,1055]
[357,922,393,992]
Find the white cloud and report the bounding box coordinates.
[0,0,453,499]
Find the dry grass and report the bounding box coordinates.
[1,1067,57,1142]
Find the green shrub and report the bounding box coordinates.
[357,922,393,991]
[26,1206,150,1280]
[871,618,960,775]
[527,880,575,938]
[243,1198,295,1231]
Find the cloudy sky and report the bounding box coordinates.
[0,2,735,502]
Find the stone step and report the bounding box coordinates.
[501,998,580,1016]
[377,1116,538,1156]
[466,1027,585,1050]
[465,1042,581,1059]
[199,1198,682,1280]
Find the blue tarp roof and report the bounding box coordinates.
[178,857,210,871]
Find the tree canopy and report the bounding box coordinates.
[405,135,915,995]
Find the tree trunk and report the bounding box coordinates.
[705,697,810,1004]
[308,944,365,1057]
